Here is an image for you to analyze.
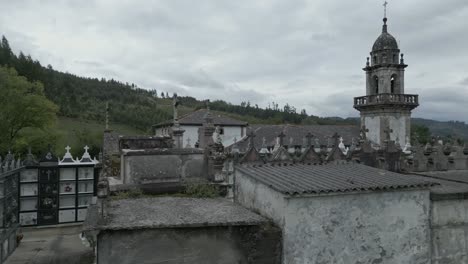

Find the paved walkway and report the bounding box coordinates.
[5,225,94,264]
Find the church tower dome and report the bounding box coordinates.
[353,5,419,148]
[372,18,399,52]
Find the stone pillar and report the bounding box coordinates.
[172,127,185,149]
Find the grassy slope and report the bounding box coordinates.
[53,117,144,156]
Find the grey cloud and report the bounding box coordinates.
[460,77,468,86]
[0,0,467,122]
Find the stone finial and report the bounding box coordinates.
[80,145,93,163]
[338,137,346,153]
[61,145,75,163]
[314,137,320,148]
[400,53,405,64]
[278,131,286,146]
[259,137,269,154]
[366,57,370,67]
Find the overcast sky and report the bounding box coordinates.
[1,0,467,122]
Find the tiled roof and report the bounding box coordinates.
[236,162,437,196]
[231,124,360,149]
[155,109,248,127]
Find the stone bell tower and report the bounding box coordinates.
[354,12,418,148]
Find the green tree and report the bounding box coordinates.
[411,124,431,145]
[0,66,58,152]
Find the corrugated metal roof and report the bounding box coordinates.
[236,162,437,196]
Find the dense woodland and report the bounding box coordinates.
[1,35,467,156]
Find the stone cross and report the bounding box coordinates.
[84,145,90,153]
[383,1,388,18]
[360,126,369,140]
[65,146,71,153]
[384,127,393,141]
[278,132,286,146]
[305,133,314,147]
[173,93,180,123]
[46,170,52,181]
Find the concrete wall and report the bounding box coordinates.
[284,190,431,264]
[432,198,468,263]
[97,226,281,264]
[235,170,287,226]
[121,150,205,185]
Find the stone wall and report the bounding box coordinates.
[97,225,281,264]
[431,198,468,263]
[121,148,205,186]
[284,190,431,264]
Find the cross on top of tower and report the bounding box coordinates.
[383,1,388,18]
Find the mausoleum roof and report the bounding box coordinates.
[236,162,437,196]
[84,197,266,231]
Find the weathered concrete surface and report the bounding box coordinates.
[86,197,266,231]
[97,225,281,264]
[432,199,468,263]
[5,225,93,264]
[285,190,431,264]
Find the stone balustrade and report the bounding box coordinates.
[354,93,419,109]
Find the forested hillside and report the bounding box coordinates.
[0,34,467,156]
[0,36,356,131]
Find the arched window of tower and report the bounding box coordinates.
[393,54,397,63]
[390,75,396,94]
[373,56,377,65]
